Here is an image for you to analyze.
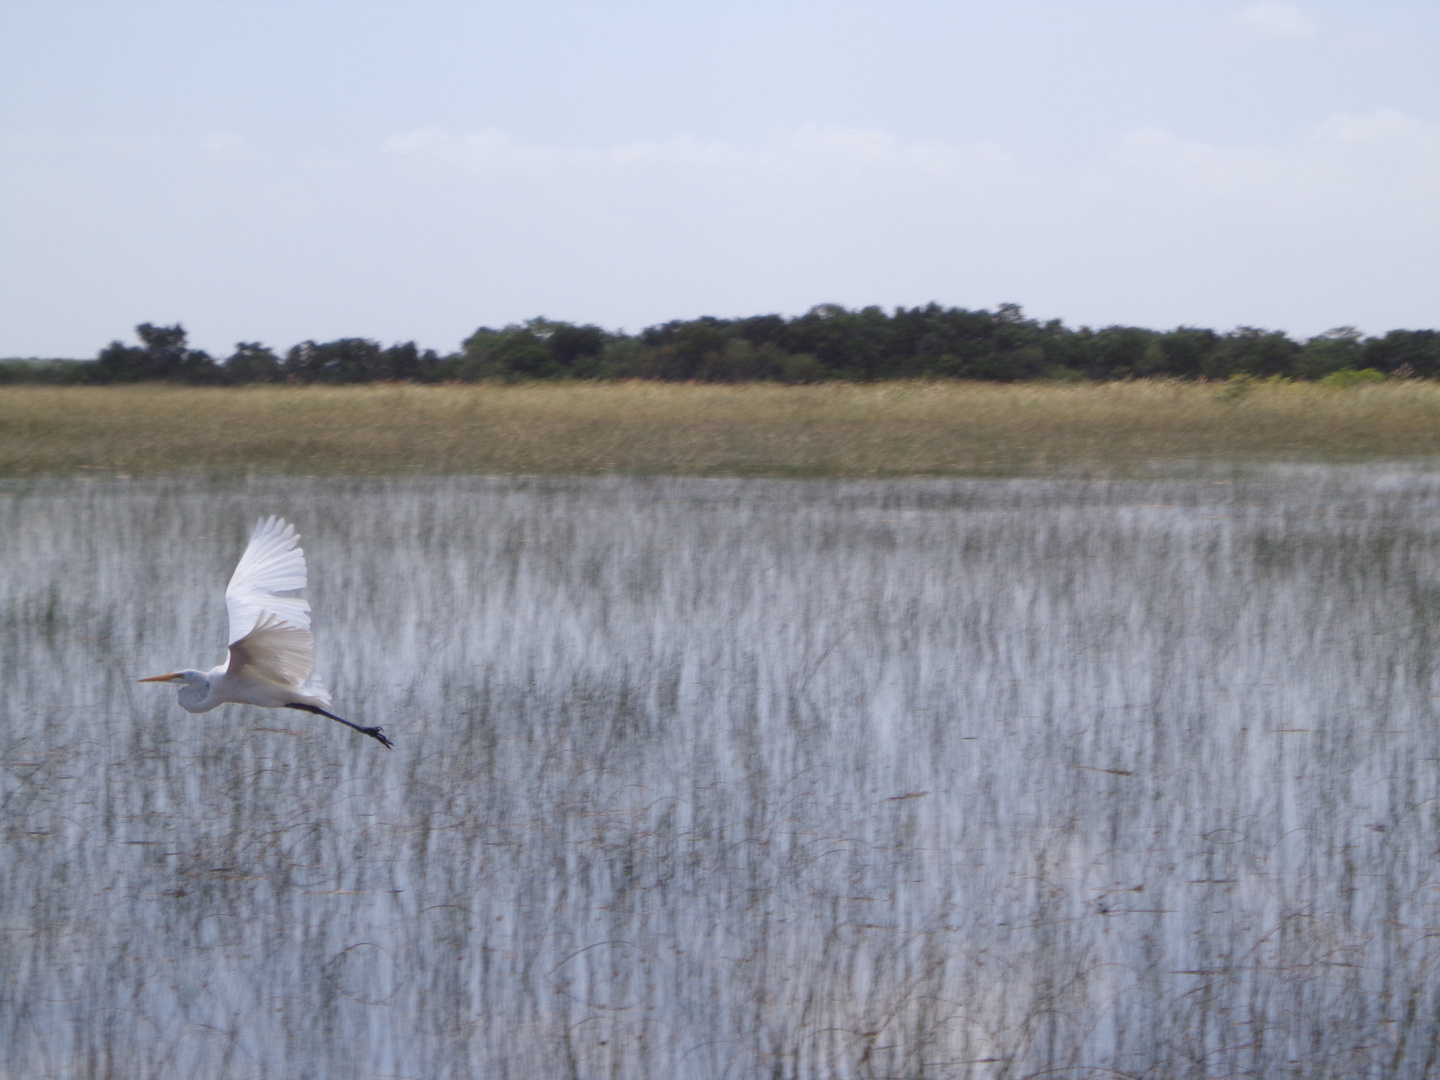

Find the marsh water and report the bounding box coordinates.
[4,467,1440,1079]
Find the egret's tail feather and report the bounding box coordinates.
[299,672,332,709]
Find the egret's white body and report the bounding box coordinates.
[141,516,391,748]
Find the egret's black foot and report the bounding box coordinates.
[284,702,394,749]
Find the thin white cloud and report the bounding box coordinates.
[382,125,1013,186]
[605,135,746,170]
[4,111,1435,356]
[1233,2,1318,40]
[197,132,251,154]
[1089,110,1439,212]
[383,127,560,174]
[196,131,260,164]
[782,125,1012,180]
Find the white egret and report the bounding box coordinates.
[140,515,392,749]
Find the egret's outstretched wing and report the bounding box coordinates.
[226,516,312,645]
[227,613,316,691]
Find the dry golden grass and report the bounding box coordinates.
[4,380,1440,476]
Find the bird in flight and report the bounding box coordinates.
[140,516,392,748]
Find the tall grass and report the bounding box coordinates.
[5,380,1440,475]
[4,468,1440,1076]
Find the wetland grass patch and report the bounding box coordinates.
[6,379,1440,476]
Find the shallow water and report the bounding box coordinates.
[3,467,1440,1079]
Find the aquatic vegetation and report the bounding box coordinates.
[2,467,1439,1077]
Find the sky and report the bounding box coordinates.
[1,0,1436,359]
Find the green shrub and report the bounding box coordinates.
[1215,374,1257,401]
[1320,368,1386,389]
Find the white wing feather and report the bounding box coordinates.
[225,516,312,644]
[227,613,316,690]
[224,614,334,708]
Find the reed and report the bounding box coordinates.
[4,379,1440,476]
[4,469,1439,1077]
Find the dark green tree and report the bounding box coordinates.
[1156,328,1222,378]
[222,342,282,383]
[94,323,218,383]
[1360,329,1440,377]
[1296,327,1364,380]
[1219,327,1300,377]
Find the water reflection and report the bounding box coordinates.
[2,468,1439,1077]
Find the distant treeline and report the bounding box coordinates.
[5,305,1439,385]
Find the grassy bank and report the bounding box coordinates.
[5,380,1440,476]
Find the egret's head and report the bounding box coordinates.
[139,669,211,711]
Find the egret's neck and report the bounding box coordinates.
[176,670,215,713]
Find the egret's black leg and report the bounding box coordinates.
[284,703,393,749]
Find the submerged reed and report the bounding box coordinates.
[3,466,1440,1076]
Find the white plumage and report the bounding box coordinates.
[226,515,312,645]
[140,516,391,748]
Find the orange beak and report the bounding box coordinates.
[138,672,183,683]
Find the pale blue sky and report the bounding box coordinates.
[2,0,1436,357]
